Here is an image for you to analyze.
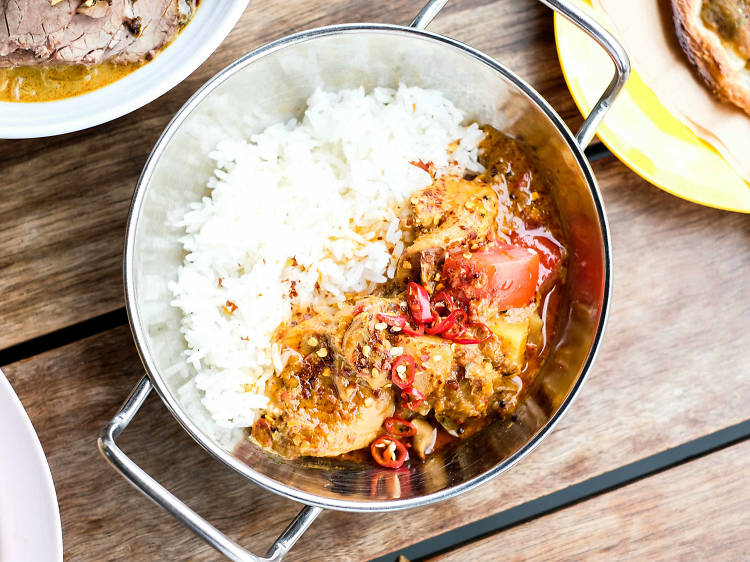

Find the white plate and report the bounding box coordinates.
[0,1,250,138]
[0,370,63,562]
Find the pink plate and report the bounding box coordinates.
[0,370,62,561]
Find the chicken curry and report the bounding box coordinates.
[250,126,567,469]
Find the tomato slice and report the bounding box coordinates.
[510,228,564,288]
[443,243,539,308]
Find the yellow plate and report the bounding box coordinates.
[553,1,750,213]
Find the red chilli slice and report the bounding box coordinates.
[391,355,416,389]
[425,309,459,336]
[441,310,467,340]
[407,282,434,324]
[376,313,408,328]
[431,291,455,315]
[371,435,408,469]
[383,417,417,438]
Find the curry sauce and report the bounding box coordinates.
[0,61,145,103]
[0,0,198,103]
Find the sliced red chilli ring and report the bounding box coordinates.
[431,291,455,315]
[425,309,459,336]
[370,435,408,469]
[383,417,417,438]
[391,354,416,389]
[376,313,408,328]
[407,282,434,324]
[441,309,467,340]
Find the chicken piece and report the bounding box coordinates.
[432,345,522,433]
[479,126,558,233]
[396,335,454,414]
[396,176,499,289]
[274,310,340,351]
[395,333,521,431]
[337,296,404,393]
[274,296,406,401]
[251,354,395,458]
[419,247,446,292]
[410,177,498,251]
[274,308,361,400]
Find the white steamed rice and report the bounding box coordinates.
[169,84,484,431]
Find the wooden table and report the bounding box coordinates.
[2,1,749,560]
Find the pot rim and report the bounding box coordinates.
[123,22,612,512]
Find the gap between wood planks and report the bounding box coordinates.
[0,308,127,367]
[374,419,750,562]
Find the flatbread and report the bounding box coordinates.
[672,0,750,115]
[595,0,750,183]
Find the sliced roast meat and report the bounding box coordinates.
[0,0,195,68]
[111,0,186,64]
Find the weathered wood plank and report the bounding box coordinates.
[432,439,750,561]
[4,155,750,560]
[0,0,576,349]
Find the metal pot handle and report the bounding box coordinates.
[411,0,631,148]
[98,375,322,562]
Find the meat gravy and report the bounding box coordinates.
[0,61,143,103]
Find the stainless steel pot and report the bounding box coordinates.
[99,1,629,559]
